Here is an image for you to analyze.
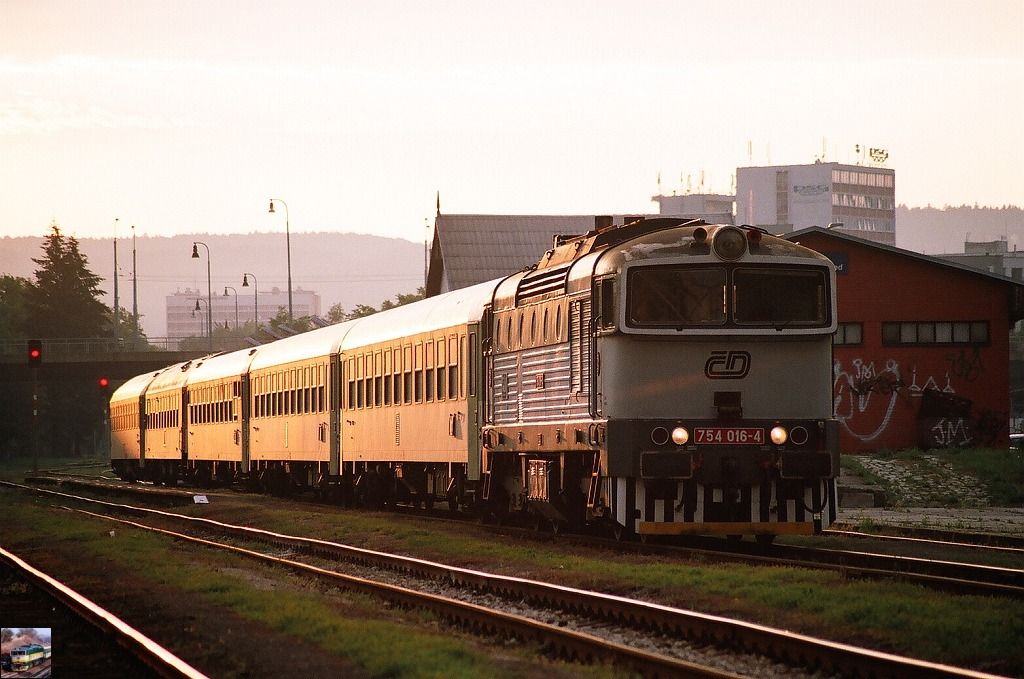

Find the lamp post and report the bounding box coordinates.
[223,286,239,330]
[242,273,258,328]
[191,241,212,339]
[193,298,212,350]
[267,198,292,321]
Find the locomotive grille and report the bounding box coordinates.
[516,264,570,305]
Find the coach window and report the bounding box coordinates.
[358,356,366,409]
[412,343,422,402]
[468,333,476,396]
[449,337,459,399]
[404,346,413,404]
[383,351,392,406]
[393,348,402,405]
[555,305,563,341]
[425,340,435,402]
[436,339,445,401]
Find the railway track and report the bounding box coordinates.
[3,480,1008,679]
[0,544,208,679]
[824,527,1024,554]
[15,475,1024,598]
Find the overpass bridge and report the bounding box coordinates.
[0,337,255,383]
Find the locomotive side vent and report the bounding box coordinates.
[516,264,571,305]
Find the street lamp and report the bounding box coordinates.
[267,198,292,321]
[192,298,212,350]
[191,241,212,339]
[242,273,258,328]
[223,286,239,330]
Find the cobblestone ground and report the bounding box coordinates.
[855,455,991,507]
[838,455,1024,536]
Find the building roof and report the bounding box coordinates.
[786,226,1024,320]
[428,215,597,296]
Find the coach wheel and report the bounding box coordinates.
[755,534,776,547]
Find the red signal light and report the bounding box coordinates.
[98,377,110,388]
[27,339,42,366]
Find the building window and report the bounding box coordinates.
[882,321,989,346]
[834,322,863,345]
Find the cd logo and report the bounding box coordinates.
[704,351,750,379]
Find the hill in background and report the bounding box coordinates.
[2,206,1022,337]
[0,232,424,337]
[896,205,1023,255]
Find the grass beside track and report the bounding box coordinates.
[0,492,615,679]
[196,500,1024,676]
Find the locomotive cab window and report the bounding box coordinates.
[627,266,726,327]
[733,268,827,327]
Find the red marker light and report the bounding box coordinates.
[29,349,41,359]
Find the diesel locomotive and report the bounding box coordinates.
[111,217,839,540]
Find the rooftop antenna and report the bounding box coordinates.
[657,171,661,194]
[747,140,752,163]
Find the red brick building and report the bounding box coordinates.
[788,227,1024,452]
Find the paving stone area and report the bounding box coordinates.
[836,455,1024,536]
[854,454,991,507]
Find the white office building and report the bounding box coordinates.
[736,162,896,245]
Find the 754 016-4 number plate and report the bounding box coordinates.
[694,427,764,445]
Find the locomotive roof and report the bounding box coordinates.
[186,347,260,384]
[109,368,166,403]
[592,223,831,275]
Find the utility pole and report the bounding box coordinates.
[132,225,139,345]
[113,218,119,344]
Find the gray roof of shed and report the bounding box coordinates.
[432,215,596,293]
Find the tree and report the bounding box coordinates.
[26,224,109,338]
[0,275,32,341]
[22,224,112,457]
[326,303,346,323]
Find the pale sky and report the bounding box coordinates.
[1,0,1021,243]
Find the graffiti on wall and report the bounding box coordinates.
[834,351,1003,448]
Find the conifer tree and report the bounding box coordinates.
[26,224,109,338]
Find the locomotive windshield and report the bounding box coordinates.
[733,268,827,326]
[627,267,726,327]
[627,265,829,329]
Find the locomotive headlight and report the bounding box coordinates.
[671,427,689,445]
[713,227,747,260]
[770,426,788,445]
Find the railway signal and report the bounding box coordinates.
[98,376,110,389]
[27,339,42,365]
